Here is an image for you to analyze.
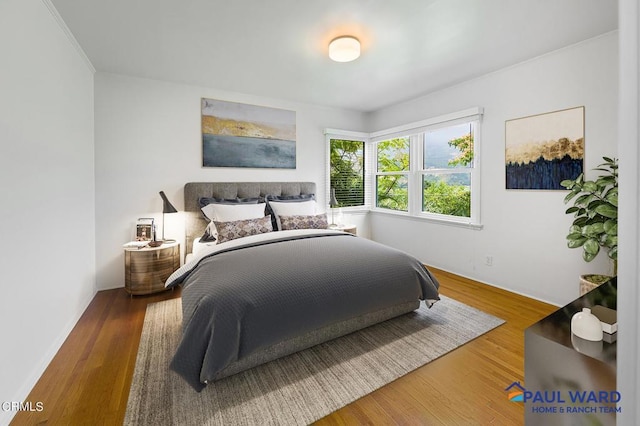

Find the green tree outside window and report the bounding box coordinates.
[375,127,474,217]
[376,138,410,211]
[330,139,365,207]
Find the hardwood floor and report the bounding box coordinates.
[11,268,556,425]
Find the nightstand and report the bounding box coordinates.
[329,224,357,235]
[123,241,180,295]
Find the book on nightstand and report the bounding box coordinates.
[591,305,617,335]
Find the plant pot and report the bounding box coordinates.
[579,274,613,296]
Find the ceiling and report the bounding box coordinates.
[50,0,618,112]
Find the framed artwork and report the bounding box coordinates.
[136,218,154,241]
[505,106,584,190]
[201,98,296,169]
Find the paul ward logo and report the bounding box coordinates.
[505,381,526,402]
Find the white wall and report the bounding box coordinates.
[366,32,618,306]
[94,73,367,289]
[0,0,95,423]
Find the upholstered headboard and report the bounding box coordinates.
[183,182,316,255]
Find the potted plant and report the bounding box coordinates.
[561,157,618,295]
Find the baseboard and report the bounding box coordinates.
[1,289,97,425]
[426,264,562,308]
[97,282,125,291]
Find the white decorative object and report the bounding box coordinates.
[590,305,618,334]
[571,308,603,341]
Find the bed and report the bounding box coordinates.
[166,182,440,391]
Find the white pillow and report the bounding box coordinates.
[201,203,266,240]
[201,203,266,222]
[268,200,316,230]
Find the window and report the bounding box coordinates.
[324,107,482,227]
[375,138,410,211]
[421,122,474,218]
[329,139,365,207]
[371,107,482,226]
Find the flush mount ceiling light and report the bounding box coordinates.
[329,36,360,62]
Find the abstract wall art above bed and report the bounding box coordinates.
[505,106,584,190]
[201,98,296,169]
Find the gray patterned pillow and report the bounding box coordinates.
[279,213,328,230]
[213,216,273,243]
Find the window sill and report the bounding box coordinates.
[331,207,370,215]
[370,209,483,230]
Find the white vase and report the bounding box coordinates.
[571,308,603,342]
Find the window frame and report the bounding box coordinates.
[324,107,483,229]
[416,121,479,224]
[324,130,371,212]
[371,108,483,228]
[374,136,411,212]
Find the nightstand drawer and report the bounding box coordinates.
[127,253,178,273]
[127,271,173,294]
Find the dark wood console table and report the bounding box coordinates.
[524,278,617,425]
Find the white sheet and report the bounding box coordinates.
[185,237,214,263]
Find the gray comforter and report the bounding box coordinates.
[166,230,440,391]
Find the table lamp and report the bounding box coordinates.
[159,190,178,242]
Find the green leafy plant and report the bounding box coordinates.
[561,157,618,274]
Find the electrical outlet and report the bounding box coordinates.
[485,255,493,266]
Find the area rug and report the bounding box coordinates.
[124,296,504,425]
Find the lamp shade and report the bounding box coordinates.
[159,191,178,214]
[329,36,360,62]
